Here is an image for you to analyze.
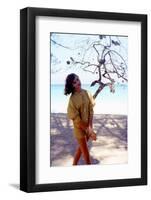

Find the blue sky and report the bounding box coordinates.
[50,33,128,85]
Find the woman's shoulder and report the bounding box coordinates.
[70,89,90,98]
[82,89,91,96]
[70,89,85,100]
[81,89,89,94]
[84,89,95,106]
[69,92,77,101]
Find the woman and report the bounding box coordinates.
[64,73,96,165]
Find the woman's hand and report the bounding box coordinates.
[89,131,97,141]
[86,126,97,141]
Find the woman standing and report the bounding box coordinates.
[64,73,96,165]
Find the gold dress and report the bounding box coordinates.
[67,89,95,139]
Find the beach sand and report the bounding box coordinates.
[50,113,127,167]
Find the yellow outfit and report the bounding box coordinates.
[67,89,95,139]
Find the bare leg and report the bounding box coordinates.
[73,147,81,165]
[73,136,90,165]
[77,136,91,164]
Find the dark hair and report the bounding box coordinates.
[64,73,77,95]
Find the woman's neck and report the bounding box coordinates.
[75,88,82,93]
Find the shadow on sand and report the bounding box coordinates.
[50,113,127,167]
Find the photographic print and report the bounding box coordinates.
[50,33,128,167]
[20,7,147,192]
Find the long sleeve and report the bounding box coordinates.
[67,98,81,123]
[67,98,88,129]
[87,91,95,116]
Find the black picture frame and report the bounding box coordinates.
[20,7,147,192]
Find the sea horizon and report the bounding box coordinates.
[51,83,128,115]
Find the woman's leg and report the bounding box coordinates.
[77,136,91,164]
[73,147,81,165]
[73,136,90,165]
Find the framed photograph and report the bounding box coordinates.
[20,7,147,192]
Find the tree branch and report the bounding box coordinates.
[51,39,71,49]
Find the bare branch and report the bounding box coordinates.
[51,34,128,99]
[83,65,99,74]
[108,52,128,82]
[93,83,106,99]
[70,57,98,74]
[110,50,127,68]
[93,44,100,57]
[51,39,71,49]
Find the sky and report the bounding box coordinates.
[50,32,128,85]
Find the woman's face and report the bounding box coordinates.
[72,76,81,91]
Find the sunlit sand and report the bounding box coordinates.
[50,113,127,167]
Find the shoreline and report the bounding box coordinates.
[51,112,128,115]
[51,112,127,116]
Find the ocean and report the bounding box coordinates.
[51,84,128,115]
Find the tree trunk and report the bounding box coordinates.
[93,83,106,99]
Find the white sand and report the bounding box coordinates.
[50,113,127,166]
